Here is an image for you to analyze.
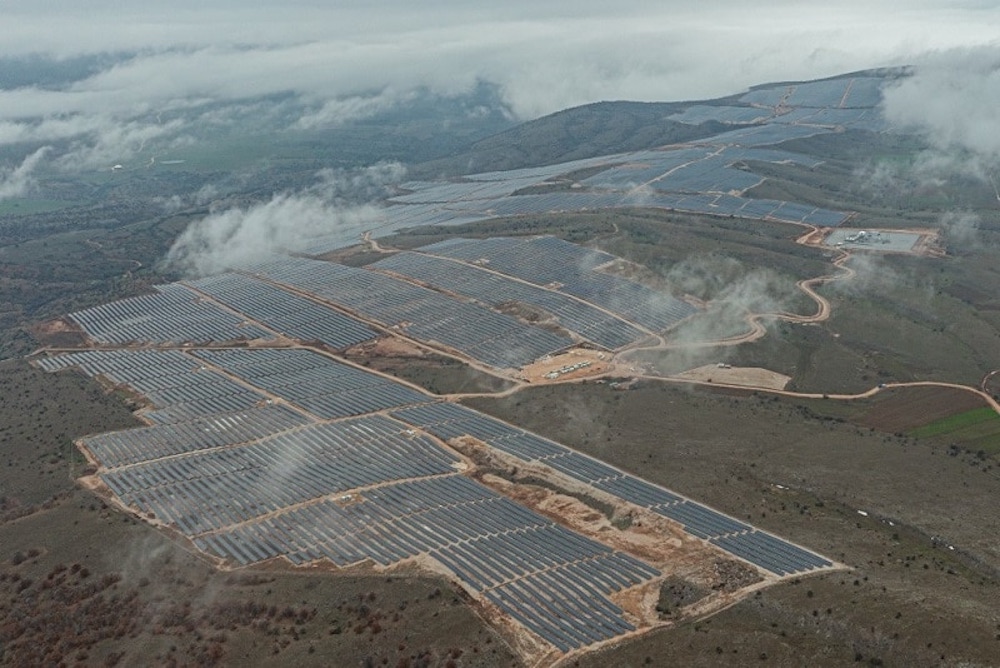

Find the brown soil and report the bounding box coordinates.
[858,385,986,432]
[347,335,428,359]
[670,364,791,391]
[344,340,515,395]
[518,348,611,383]
[30,317,88,348]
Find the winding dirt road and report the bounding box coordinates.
[445,226,999,417]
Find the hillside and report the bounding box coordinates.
[3,66,1000,667]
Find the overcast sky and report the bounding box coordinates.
[1,1,998,178]
[4,2,999,115]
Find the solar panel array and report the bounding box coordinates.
[195,473,659,652]
[390,403,833,577]
[191,348,433,419]
[417,235,614,274]
[295,76,887,257]
[35,349,272,423]
[68,283,274,345]
[101,416,459,535]
[38,343,834,651]
[668,105,774,125]
[412,236,698,332]
[249,257,573,368]
[738,77,882,110]
[39,348,668,651]
[580,147,824,195]
[370,251,646,349]
[301,176,851,258]
[32,72,867,653]
[81,405,311,468]
[186,273,377,350]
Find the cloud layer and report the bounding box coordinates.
[1,3,998,182]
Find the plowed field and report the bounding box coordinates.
[857,386,986,433]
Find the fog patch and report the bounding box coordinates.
[882,48,1000,190]
[648,254,800,371]
[293,89,414,130]
[163,162,404,277]
[938,210,981,249]
[163,193,379,276]
[0,146,49,201]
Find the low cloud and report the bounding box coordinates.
[882,47,1000,189]
[293,89,414,130]
[937,210,982,249]
[163,193,381,276]
[163,162,404,277]
[0,146,49,200]
[660,254,799,361]
[882,48,1000,162]
[0,5,997,180]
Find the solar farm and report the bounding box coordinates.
[32,231,840,659]
[36,342,835,657]
[292,75,886,256]
[36,227,838,656]
[24,74,896,661]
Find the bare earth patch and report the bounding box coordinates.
[518,348,611,383]
[670,364,791,391]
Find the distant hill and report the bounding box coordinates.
[413,69,898,179]
[412,100,734,178]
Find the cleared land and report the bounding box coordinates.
[670,365,791,391]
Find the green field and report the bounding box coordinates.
[910,407,1000,452]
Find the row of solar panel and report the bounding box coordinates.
[36,349,277,423]
[482,570,632,652]
[36,348,200,378]
[82,405,311,468]
[371,251,646,349]
[413,236,697,332]
[668,105,775,125]
[429,184,848,229]
[68,283,274,345]
[191,348,433,420]
[196,473,659,651]
[187,273,377,350]
[105,417,459,535]
[557,272,697,332]
[251,257,572,368]
[142,393,267,424]
[419,235,614,278]
[739,77,883,109]
[389,402,832,576]
[711,531,833,576]
[37,346,433,426]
